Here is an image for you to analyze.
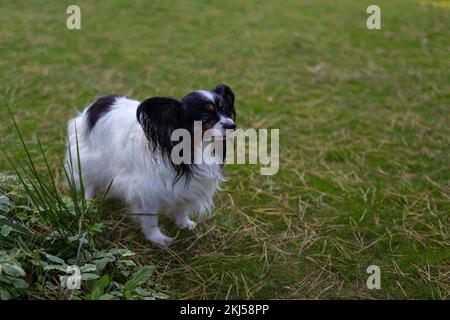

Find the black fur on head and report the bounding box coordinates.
[136,84,236,184]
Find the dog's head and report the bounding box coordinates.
[137,84,236,138]
[137,84,236,180]
[181,84,236,136]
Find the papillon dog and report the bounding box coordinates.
[65,84,236,246]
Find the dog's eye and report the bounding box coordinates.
[202,111,210,118]
[205,104,214,112]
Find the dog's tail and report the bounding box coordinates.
[64,115,87,192]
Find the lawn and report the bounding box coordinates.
[0,0,449,299]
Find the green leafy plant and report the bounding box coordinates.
[0,250,28,299]
[0,107,167,300]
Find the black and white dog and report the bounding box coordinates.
[65,84,236,246]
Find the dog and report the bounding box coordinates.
[65,84,236,246]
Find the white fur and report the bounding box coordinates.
[65,97,224,247]
[197,90,215,102]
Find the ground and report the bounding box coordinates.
[0,0,449,299]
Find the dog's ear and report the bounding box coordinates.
[137,97,184,151]
[137,97,183,129]
[213,84,234,108]
[213,84,236,119]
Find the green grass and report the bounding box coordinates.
[0,0,449,299]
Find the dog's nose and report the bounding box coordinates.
[223,122,236,130]
[221,118,236,130]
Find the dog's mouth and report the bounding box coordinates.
[202,126,236,142]
[198,117,235,141]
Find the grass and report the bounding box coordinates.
[0,0,449,299]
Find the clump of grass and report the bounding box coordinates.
[0,105,168,300]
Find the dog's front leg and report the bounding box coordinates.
[136,213,173,247]
[174,214,197,231]
[168,210,197,230]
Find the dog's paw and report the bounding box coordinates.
[145,229,173,247]
[176,217,197,231]
[149,234,173,247]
